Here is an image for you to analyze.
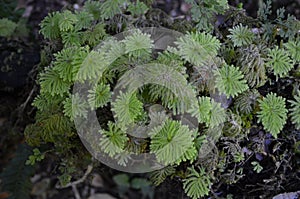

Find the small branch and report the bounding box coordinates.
[56,164,93,189]
[72,184,81,199]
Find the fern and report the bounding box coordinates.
[149,119,195,165]
[183,166,212,199]
[185,0,229,32]
[61,29,82,47]
[88,83,111,109]
[111,91,144,129]
[74,10,93,30]
[83,23,107,47]
[99,122,129,157]
[58,10,78,32]
[257,93,288,138]
[237,44,267,88]
[39,12,60,39]
[149,166,176,186]
[284,40,300,63]
[127,0,149,16]
[289,92,300,129]
[0,18,17,37]
[100,0,127,20]
[76,50,109,82]
[266,46,294,79]
[63,93,89,121]
[227,24,255,47]
[39,66,71,96]
[234,89,260,114]
[175,32,221,66]
[123,29,153,59]
[214,64,249,98]
[0,144,35,199]
[83,0,102,20]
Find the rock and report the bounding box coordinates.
[91,174,104,188]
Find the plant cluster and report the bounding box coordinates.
[19,0,300,198]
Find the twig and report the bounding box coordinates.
[56,164,93,189]
[72,184,81,199]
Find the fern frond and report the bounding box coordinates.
[61,29,82,47]
[227,24,255,47]
[155,50,185,75]
[58,10,78,32]
[0,18,17,37]
[111,91,144,129]
[99,122,128,157]
[100,0,127,20]
[76,50,109,82]
[127,0,149,16]
[149,166,176,186]
[189,96,212,125]
[210,99,227,128]
[39,66,71,96]
[234,89,260,114]
[257,93,288,138]
[149,119,195,165]
[75,10,93,30]
[288,92,300,129]
[237,44,267,87]
[39,11,60,39]
[183,166,211,199]
[83,23,107,47]
[32,93,64,111]
[175,32,220,66]
[266,46,294,79]
[284,39,300,63]
[0,144,34,199]
[83,0,102,20]
[214,64,249,98]
[63,93,89,120]
[88,83,111,109]
[123,29,153,59]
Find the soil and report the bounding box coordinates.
[0,0,299,199]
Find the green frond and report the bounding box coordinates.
[266,46,294,79]
[76,50,109,82]
[39,113,73,142]
[32,93,64,111]
[0,18,17,37]
[52,47,89,82]
[88,83,111,109]
[63,93,89,120]
[75,10,93,30]
[183,166,211,199]
[127,0,149,16]
[214,64,249,98]
[257,93,288,138]
[149,166,176,186]
[100,0,127,20]
[284,39,300,62]
[175,32,220,66]
[189,96,212,125]
[123,29,153,59]
[210,99,227,128]
[149,119,195,165]
[39,66,71,96]
[237,44,267,87]
[111,91,144,128]
[61,29,82,47]
[227,24,255,47]
[234,89,260,114]
[39,11,60,39]
[155,50,186,75]
[83,0,102,20]
[58,10,78,32]
[83,23,107,47]
[99,122,128,157]
[288,92,300,129]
